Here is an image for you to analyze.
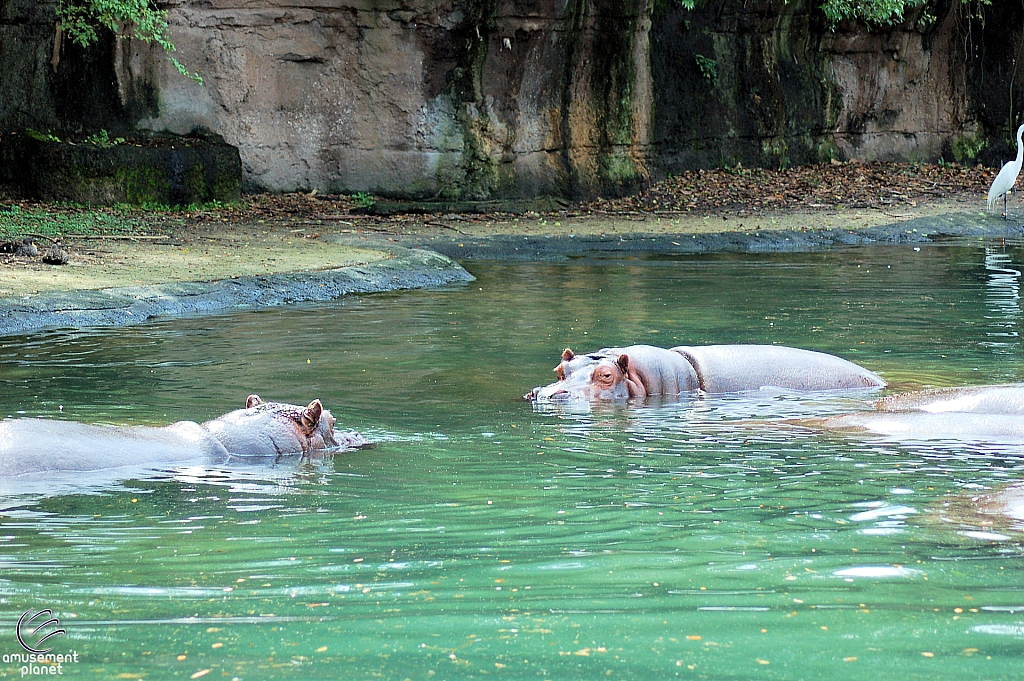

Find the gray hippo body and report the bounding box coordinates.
[824,384,1024,441]
[671,345,886,393]
[528,344,885,402]
[0,419,227,478]
[1,394,367,480]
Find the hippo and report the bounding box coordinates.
[0,394,367,480]
[527,344,886,402]
[938,482,1024,538]
[823,384,1024,441]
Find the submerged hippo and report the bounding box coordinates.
[938,482,1024,538]
[527,344,885,402]
[823,384,1024,441]
[0,394,367,479]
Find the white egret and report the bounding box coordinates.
[987,123,1024,218]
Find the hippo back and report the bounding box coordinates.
[975,484,1024,523]
[875,384,1024,414]
[671,345,885,393]
[823,412,1024,441]
[0,419,228,478]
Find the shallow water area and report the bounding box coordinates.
[2,240,1024,679]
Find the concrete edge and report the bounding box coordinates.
[0,248,475,338]
[405,212,1024,260]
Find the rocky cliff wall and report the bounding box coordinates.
[2,0,1022,197]
[120,0,653,196]
[652,0,977,170]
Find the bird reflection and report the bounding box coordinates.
[981,247,1020,354]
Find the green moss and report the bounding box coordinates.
[761,137,790,169]
[441,0,502,200]
[183,163,208,202]
[115,166,171,205]
[600,153,638,183]
[952,131,986,163]
[211,171,241,202]
[590,0,643,191]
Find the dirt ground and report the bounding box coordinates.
[0,226,388,298]
[0,161,1002,298]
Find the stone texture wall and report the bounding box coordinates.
[121,0,653,196]
[2,0,1023,197]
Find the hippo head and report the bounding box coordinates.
[526,348,637,402]
[552,348,599,382]
[202,395,340,457]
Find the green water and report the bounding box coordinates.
[2,242,1024,680]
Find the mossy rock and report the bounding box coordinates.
[1,133,241,206]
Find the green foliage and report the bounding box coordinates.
[0,205,156,240]
[25,129,62,143]
[352,192,376,209]
[722,160,750,176]
[820,0,990,26]
[667,0,989,26]
[821,0,925,25]
[56,0,202,83]
[82,129,125,147]
[694,54,718,85]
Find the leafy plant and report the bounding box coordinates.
[695,54,718,85]
[56,0,202,83]
[24,129,62,143]
[820,0,990,26]
[722,161,749,176]
[82,129,125,147]
[0,205,161,240]
[352,192,376,210]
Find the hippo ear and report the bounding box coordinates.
[562,348,575,362]
[300,399,323,434]
[616,354,630,373]
[246,394,263,409]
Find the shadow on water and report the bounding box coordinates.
[0,450,368,506]
[3,240,1024,679]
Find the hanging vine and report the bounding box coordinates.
[54,0,202,83]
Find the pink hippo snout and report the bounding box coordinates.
[526,348,645,402]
